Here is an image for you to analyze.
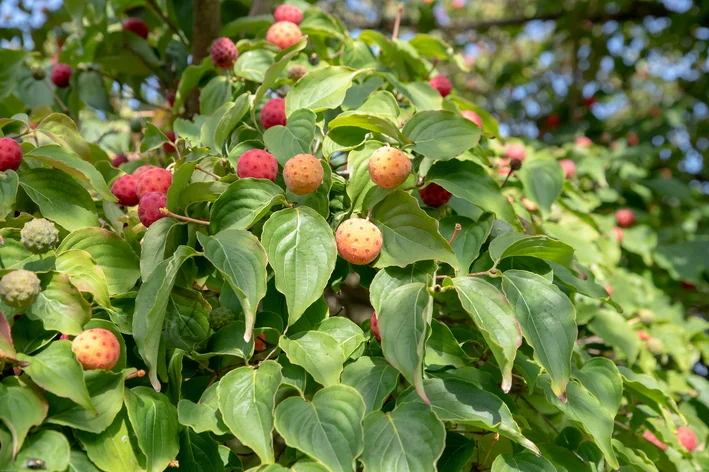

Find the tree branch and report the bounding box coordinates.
[186,0,221,116]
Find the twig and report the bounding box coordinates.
[145,0,189,46]
[43,79,70,114]
[501,168,514,188]
[448,223,462,245]
[482,433,500,466]
[391,3,404,41]
[195,165,221,179]
[159,208,210,225]
[126,369,146,380]
[519,395,559,433]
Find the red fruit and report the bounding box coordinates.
[71,328,121,370]
[419,183,452,208]
[368,146,412,189]
[111,174,140,206]
[0,137,23,171]
[584,96,596,108]
[627,131,639,146]
[138,192,167,227]
[136,168,172,198]
[335,218,383,265]
[163,131,176,153]
[677,427,697,452]
[210,37,239,69]
[59,334,69,340]
[522,198,537,211]
[613,226,624,243]
[637,330,651,341]
[132,165,159,179]
[504,143,526,161]
[428,75,452,97]
[266,21,303,50]
[370,312,381,341]
[237,149,279,181]
[616,209,636,228]
[123,18,149,39]
[681,281,696,291]
[545,114,560,129]
[50,63,72,88]
[283,153,323,195]
[461,110,483,128]
[274,4,303,24]
[166,89,176,107]
[643,430,668,451]
[575,136,593,147]
[112,153,128,167]
[254,333,267,351]
[260,98,287,130]
[605,284,613,296]
[560,159,576,179]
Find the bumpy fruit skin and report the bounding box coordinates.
[112,153,128,167]
[368,147,412,189]
[283,154,323,195]
[51,63,72,88]
[274,4,303,24]
[210,37,239,69]
[643,431,668,451]
[335,218,383,265]
[0,137,23,171]
[288,65,307,81]
[163,131,176,153]
[504,143,526,161]
[138,192,167,227]
[429,75,452,97]
[123,18,149,39]
[677,427,697,452]
[419,183,452,208]
[209,307,235,331]
[132,164,159,179]
[0,270,41,309]
[616,208,636,228]
[260,98,286,130]
[237,149,279,181]
[71,328,121,371]
[266,21,303,50]
[21,219,59,254]
[136,168,172,198]
[370,312,381,341]
[575,136,593,147]
[613,226,624,243]
[559,159,576,179]
[111,174,140,206]
[461,110,483,128]
[646,337,663,354]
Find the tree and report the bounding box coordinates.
[0,1,708,471]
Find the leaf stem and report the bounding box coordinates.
[391,3,404,41]
[159,208,210,225]
[448,223,462,245]
[518,395,559,433]
[195,165,221,179]
[43,78,71,115]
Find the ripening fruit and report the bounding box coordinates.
[71,328,121,370]
[237,149,279,181]
[643,431,668,451]
[419,183,452,208]
[428,75,452,97]
[136,168,172,198]
[288,65,308,81]
[21,218,59,254]
[522,198,537,211]
[637,330,651,341]
[335,218,383,265]
[123,18,149,39]
[616,208,636,228]
[274,4,303,24]
[266,21,303,50]
[209,307,235,331]
[368,146,412,189]
[461,110,483,128]
[51,63,72,88]
[613,226,624,243]
[560,159,576,179]
[130,118,144,133]
[0,269,41,309]
[210,37,239,69]
[283,154,324,195]
[676,427,697,452]
[31,67,46,81]
[163,131,176,153]
[545,114,560,129]
[646,337,663,355]
[370,312,381,341]
[575,136,593,147]
[627,131,639,147]
[111,174,140,206]
[605,284,613,296]
[0,137,23,171]
[112,153,128,167]
[138,192,167,227]
[504,143,526,161]
[261,98,286,130]
[452,0,465,9]
[637,309,655,325]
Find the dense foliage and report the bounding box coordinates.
[0,1,708,471]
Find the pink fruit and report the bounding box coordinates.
[429,75,452,97]
[419,183,452,208]
[335,218,383,265]
[575,136,593,147]
[546,114,560,129]
[637,330,651,341]
[283,153,323,195]
[0,137,23,171]
[132,165,159,179]
[163,131,176,153]
[368,146,412,189]
[111,174,140,206]
[370,312,381,340]
[136,168,172,198]
[627,131,639,146]
[605,284,613,296]
[71,328,121,370]
[51,63,72,88]
[260,98,286,130]
[112,153,128,167]
[504,143,526,161]
[138,192,167,227]
[237,149,278,181]
[274,4,303,24]
[266,21,303,50]
[643,430,668,451]
[560,159,576,179]
[616,209,636,228]
[210,37,239,69]
[522,198,537,211]
[613,226,624,243]
[462,110,483,128]
[123,18,149,39]
[677,427,697,452]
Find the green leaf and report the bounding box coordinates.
[369,261,436,314]
[274,385,365,472]
[328,111,408,143]
[345,140,383,213]
[518,158,564,217]
[588,309,639,364]
[67,450,101,472]
[372,191,457,269]
[14,430,70,472]
[502,270,576,400]
[0,377,48,459]
[490,234,574,267]
[140,124,170,152]
[139,218,187,281]
[124,386,180,472]
[437,432,476,472]
[263,108,317,166]
[178,429,225,472]
[491,452,556,472]
[217,360,282,464]
[163,289,210,353]
[403,110,481,160]
[426,319,473,369]
[210,178,286,234]
[234,49,275,82]
[384,74,442,111]
[0,169,18,218]
[618,367,682,418]
[279,331,345,387]
[77,410,146,472]
[0,312,17,361]
[177,384,229,435]
[174,60,214,111]
[286,66,369,116]
[55,249,111,307]
[36,114,92,163]
[340,356,399,415]
[439,214,493,274]
[261,207,337,326]
[316,316,365,359]
[200,77,232,116]
[191,321,254,362]
[361,402,445,472]
[214,93,252,152]
[28,272,92,335]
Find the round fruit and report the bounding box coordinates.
[274,4,303,24]
[31,67,46,81]
[210,37,239,69]
[260,98,286,130]
[0,137,23,172]
[419,183,452,208]
[370,312,381,341]
[462,110,483,128]
[637,309,655,325]
[627,131,639,147]
[283,154,323,195]
[136,168,172,198]
[335,218,383,265]
[237,149,279,181]
[616,208,636,228]
[676,427,697,452]
[138,192,167,227]
[546,114,560,129]
[368,146,412,189]
[112,153,128,167]
[522,198,537,211]
[288,65,307,81]
[605,284,613,296]
[163,131,176,153]
[123,18,149,39]
[71,328,121,370]
[132,164,159,179]
[613,226,624,243]
[560,159,576,179]
[266,21,303,50]
[429,75,452,97]
[646,337,663,355]
[130,118,144,133]
[209,307,235,331]
[637,330,651,341]
[50,63,72,88]
[504,143,526,161]
[111,174,140,206]
[575,136,593,147]
[0,269,41,309]
[21,218,59,254]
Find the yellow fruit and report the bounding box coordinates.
[368,146,412,189]
[335,218,383,265]
[283,154,324,195]
[71,328,121,370]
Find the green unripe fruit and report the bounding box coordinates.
[130,118,144,134]
[31,67,46,81]
[638,309,655,325]
[209,307,235,331]
[21,218,59,254]
[646,338,663,355]
[0,269,41,309]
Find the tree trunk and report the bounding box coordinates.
[185,0,221,116]
[249,0,275,15]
